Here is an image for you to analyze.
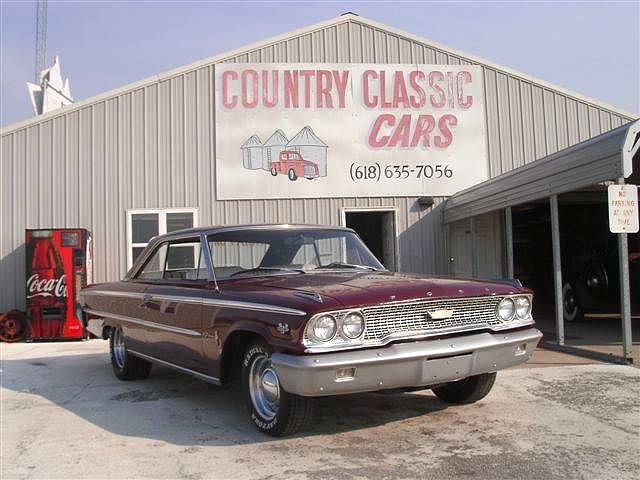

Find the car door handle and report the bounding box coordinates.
[141,294,153,307]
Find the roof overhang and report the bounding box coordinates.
[444,119,640,224]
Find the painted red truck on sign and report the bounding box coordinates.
[269,150,320,181]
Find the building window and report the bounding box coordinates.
[126,208,198,268]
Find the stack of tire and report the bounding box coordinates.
[0,310,27,342]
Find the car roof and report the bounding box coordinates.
[154,223,354,242]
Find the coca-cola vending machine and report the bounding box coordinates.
[25,229,93,340]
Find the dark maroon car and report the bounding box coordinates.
[79,225,541,436]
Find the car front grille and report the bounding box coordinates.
[303,165,316,176]
[361,296,504,341]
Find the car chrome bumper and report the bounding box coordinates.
[272,327,542,397]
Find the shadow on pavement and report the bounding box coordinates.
[2,350,448,445]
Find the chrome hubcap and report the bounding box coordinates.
[113,328,126,369]
[248,354,280,421]
[564,291,577,314]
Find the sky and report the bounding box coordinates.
[1,1,638,127]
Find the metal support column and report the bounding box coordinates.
[505,207,514,279]
[470,217,478,278]
[550,195,565,345]
[444,222,451,275]
[617,177,633,363]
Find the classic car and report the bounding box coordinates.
[79,224,542,436]
[269,150,320,181]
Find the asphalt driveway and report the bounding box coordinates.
[1,341,638,479]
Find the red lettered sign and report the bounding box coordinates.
[215,64,487,200]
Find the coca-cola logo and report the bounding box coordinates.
[26,274,68,299]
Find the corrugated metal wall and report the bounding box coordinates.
[0,18,634,311]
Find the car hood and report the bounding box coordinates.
[226,270,527,309]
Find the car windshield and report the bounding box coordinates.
[207,228,385,279]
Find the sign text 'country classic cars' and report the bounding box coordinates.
[215,64,488,200]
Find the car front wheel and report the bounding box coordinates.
[242,341,313,436]
[109,326,152,380]
[287,169,298,181]
[431,372,496,404]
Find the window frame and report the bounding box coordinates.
[132,236,209,284]
[126,207,199,269]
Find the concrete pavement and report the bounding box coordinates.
[1,340,638,479]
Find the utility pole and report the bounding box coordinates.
[34,0,47,82]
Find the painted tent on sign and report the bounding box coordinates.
[262,129,289,170]
[240,135,263,170]
[286,126,328,177]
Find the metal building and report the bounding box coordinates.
[0,13,636,317]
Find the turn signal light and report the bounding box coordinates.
[335,367,356,382]
[514,343,527,356]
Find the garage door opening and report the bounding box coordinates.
[511,191,639,359]
[343,209,397,271]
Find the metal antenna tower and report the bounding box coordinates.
[34,0,48,82]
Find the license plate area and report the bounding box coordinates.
[422,353,473,383]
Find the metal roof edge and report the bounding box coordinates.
[2,12,636,136]
[622,119,640,177]
[443,120,637,223]
[445,120,634,207]
[1,14,353,136]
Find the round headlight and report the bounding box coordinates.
[497,298,515,321]
[341,312,365,339]
[515,296,531,318]
[311,315,337,342]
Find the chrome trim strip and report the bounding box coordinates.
[128,349,221,386]
[149,294,202,305]
[303,320,533,353]
[200,298,306,316]
[200,232,218,286]
[148,293,306,316]
[86,291,306,316]
[84,308,202,337]
[86,290,146,300]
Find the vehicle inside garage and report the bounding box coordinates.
[511,192,639,356]
[444,120,640,363]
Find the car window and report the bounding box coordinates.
[137,243,168,280]
[209,240,269,278]
[207,228,384,278]
[291,243,319,267]
[135,237,208,281]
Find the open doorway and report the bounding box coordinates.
[342,208,398,271]
[511,190,639,359]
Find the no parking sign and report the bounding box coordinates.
[608,184,639,233]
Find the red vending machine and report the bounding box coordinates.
[25,229,93,340]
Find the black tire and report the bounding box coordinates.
[432,372,497,404]
[270,167,278,176]
[241,341,313,436]
[109,326,152,381]
[287,169,298,181]
[563,282,584,322]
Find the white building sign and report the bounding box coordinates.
[608,185,639,233]
[215,64,488,200]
